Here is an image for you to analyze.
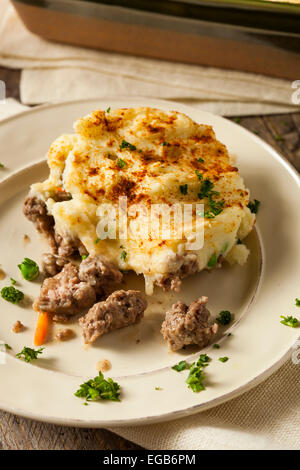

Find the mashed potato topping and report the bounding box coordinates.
[30,108,255,294]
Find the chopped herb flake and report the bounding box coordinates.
[121,250,127,262]
[233,117,241,123]
[179,184,188,195]
[16,346,44,363]
[197,158,204,164]
[172,360,188,372]
[0,163,4,168]
[295,298,300,307]
[162,141,170,146]
[237,238,243,245]
[207,253,218,268]
[10,278,17,285]
[247,199,260,214]
[106,107,111,113]
[186,354,210,393]
[95,238,100,244]
[18,258,39,281]
[1,286,24,304]
[155,387,162,391]
[195,170,203,181]
[198,179,214,199]
[117,158,126,168]
[213,344,220,349]
[275,135,284,142]
[219,356,229,363]
[81,255,88,260]
[119,140,136,151]
[75,372,121,402]
[216,310,232,325]
[221,242,229,254]
[280,315,299,328]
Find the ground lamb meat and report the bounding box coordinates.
[155,254,199,292]
[41,253,69,277]
[12,320,24,333]
[23,193,86,257]
[79,290,147,344]
[35,263,96,317]
[55,328,74,341]
[54,231,87,257]
[79,255,123,297]
[161,296,218,351]
[23,195,56,251]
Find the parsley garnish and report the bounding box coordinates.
[94,238,100,244]
[155,387,162,391]
[186,354,210,393]
[275,135,284,142]
[1,286,24,304]
[204,195,225,218]
[213,344,220,349]
[162,141,170,146]
[119,140,136,151]
[216,310,232,325]
[221,242,229,253]
[207,253,218,268]
[117,158,126,168]
[247,199,260,214]
[172,360,188,372]
[18,258,39,281]
[280,315,299,328]
[237,238,243,245]
[75,372,120,402]
[195,169,203,181]
[197,158,204,164]
[106,107,111,113]
[16,346,44,363]
[197,178,225,218]
[0,163,4,168]
[10,278,17,285]
[1,343,12,351]
[179,184,188,195]
[219,357,229,363]
[81,255,88,260]
[121,250,127,262]
[295,298,300,307]
[233,117,241,123]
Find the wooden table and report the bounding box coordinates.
[0,66,299,450]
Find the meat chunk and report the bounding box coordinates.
[35,263,96,317]
[78,255,123,297]
[54,231,87,257]
[12,320,24,333]
[41,253,69,277]
[79,290,147,344]
[55,328,74,341]
[161,296,218,351]
[23,195,56,251]
[155,254,199,292]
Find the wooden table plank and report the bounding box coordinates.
[0,67,299,450]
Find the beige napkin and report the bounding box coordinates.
[0,98,300,450]
[0,0,298,115]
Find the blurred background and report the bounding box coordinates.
[0,0,299,116]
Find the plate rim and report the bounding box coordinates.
[0,97,299,427]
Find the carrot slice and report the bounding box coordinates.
[34,312,50,346]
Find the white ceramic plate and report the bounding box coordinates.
[0,98,299,427]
